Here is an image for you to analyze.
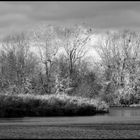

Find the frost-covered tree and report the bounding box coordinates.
[95,30,140,105]
[32,25,60,94]
[0,32,37,94]
[55,25,93,91]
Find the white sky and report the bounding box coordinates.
[0,2,140,38]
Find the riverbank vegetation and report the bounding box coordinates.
[0,93,108,117]
[0,24,140,117]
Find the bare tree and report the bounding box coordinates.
[56,25,92,79]
[32,25,60,94]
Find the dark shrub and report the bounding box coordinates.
[0,94,109,117]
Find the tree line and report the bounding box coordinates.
[0,24,140,106]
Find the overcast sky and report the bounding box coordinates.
[0,1,140,38]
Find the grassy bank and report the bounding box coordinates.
[1,124,140,139]
[0,93,109,117]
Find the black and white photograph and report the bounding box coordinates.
[0,1,140,139]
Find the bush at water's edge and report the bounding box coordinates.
[0,93,109,117]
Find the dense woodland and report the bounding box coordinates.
[0,24,140,107]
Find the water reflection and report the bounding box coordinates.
[0,117,24,123]
[0,107,140,123]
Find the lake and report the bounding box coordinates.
[109,106,140,117]
[1,107,140,138]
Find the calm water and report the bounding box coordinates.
[0,107,140,125]
[108,107,140,117]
